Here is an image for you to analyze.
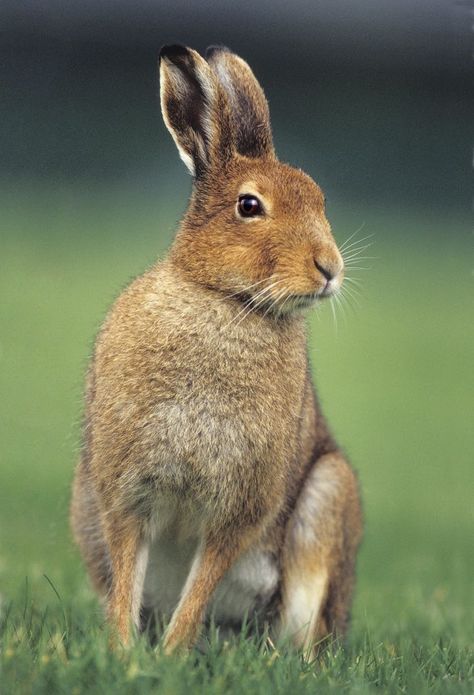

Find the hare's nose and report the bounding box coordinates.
[314,260,334,281]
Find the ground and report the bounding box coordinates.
[0,186,472,693]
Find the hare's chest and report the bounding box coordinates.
[143,315,306,498]
[153,345,295,463]
[153,388,272,470]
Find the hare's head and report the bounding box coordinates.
[160,44,344,314]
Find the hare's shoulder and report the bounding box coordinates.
[93,261,307,420]
[98,260,303,366]
[94,262,184,360]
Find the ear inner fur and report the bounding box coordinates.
[160,45,220,177]
[206,45,274,159]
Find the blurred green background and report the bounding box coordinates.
[1,0,473,659]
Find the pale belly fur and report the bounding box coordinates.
[140,496,279,627]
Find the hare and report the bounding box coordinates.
[70,44,363,656]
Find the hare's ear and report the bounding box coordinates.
[159,45,220,177]
[206,46,274,159]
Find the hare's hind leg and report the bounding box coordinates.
[70,460,112,595]
[101,513,148,645]
[278,451,362,655]
[71,460,148,645]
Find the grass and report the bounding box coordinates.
[0,182,473,693]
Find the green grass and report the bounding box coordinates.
[1,183,473,693]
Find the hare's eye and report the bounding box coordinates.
[237,195,262,217]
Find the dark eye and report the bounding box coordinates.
[237,195,262,217]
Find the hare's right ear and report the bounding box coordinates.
[159,45,223,177]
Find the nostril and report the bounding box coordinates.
[314,260,334,281]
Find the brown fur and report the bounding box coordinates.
[70,44,363,653]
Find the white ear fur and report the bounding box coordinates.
[212,54,247,109]
[159,63,196,176]
[206,46,274,159]
[159,46,217,177]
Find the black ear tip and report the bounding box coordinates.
[159,44,190,63]
[205,44,232,61]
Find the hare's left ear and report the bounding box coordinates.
[159,44,225,177]
[206,46,274,159]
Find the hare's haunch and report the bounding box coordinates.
[70,44,363,656]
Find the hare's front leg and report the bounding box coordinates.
[163,525,261,653]
[278,452,362,656]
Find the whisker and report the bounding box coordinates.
[307,295,322,321]
[231,304,259,330]
[338,288,357,315]
[344,255,377,263]
[329,296,338,334]
[341,287,362,314]
[343,242,374,256]
[227,300,263,331]
[344,277,363,288]
[338,222,367,252]
[263,287,291,317]
[344,285,362,297]
[278,291,293,316]
[226,279,287,330]
[249,286,288,325]
[340,233,375,255]
[261,287,288,320]
[220,276,274,301]
[222,284,274,330]
[341,284,361,307]
[343,283,362,301]
[332,291,348,323]
[342,244,374,262]
[246,286,281,318]
[343,255,372,269]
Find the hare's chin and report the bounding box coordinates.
[275,292,320,315]
[294,294,320,309]
[284,286,336,312]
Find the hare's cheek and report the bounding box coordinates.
[272,252,319,296]
[257,242,278,277]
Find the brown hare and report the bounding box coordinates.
[71,44,363,657]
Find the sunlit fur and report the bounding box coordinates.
[70,44,363,658]
[171,162,345,317]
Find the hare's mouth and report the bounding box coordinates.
[242,279,337,317]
